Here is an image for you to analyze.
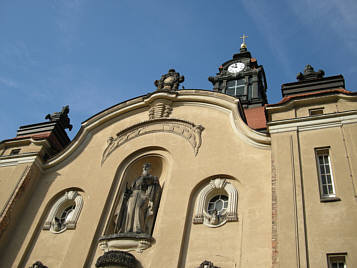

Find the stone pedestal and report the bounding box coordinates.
[99,233,153,253]
[95,251,137,268]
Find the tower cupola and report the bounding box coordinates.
[208,35,268,108]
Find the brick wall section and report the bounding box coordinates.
[272,159,278,267]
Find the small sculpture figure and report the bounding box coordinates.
[154,69,184,91]
[209,210,219,225]
[29,261,48,268]
[296,64,325,81]
[45,105,73,131]
[114,163,161,235]
[199,260,219,268]
[52,217,62,232]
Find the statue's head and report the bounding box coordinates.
[142,163,151,175]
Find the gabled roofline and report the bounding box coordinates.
[43,89,271,169]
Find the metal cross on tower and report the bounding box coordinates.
[240,34,248,48]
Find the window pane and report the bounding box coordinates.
[321,175,326,184]
[320,165,325,175]
[236,87,244,96]
[216,200,223,211]
[319,156,324,164]
[226,88,235,95]
[326,175,332,184]
[208,194,229,215]
[325,165,330,174]
[328,185,333,194]
[323,185,328,195]
[211,196,219,202]
[208,203,214,211]
[236,79,244,86]
[227,81,235,87]
[324,155,329,163]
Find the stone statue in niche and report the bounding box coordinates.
[114,163,161,236]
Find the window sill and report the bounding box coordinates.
[320,196,341,203]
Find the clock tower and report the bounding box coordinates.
[208,35,268,108]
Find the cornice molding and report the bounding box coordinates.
[266,92,357,113]
[44,90,270,169]
[268,111,357,134]
[0,153,38,167]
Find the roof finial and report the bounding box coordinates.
[240,34,248,49]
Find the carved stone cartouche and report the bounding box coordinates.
[102,119,204,165]
[148,100,173,119]
[154,69,184,91]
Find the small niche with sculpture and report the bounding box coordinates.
[99,156,164,254]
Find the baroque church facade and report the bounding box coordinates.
[1,42,357,268]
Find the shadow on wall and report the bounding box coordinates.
[0,169,61,267]
[84,147,170,267]
[177,175,240,268]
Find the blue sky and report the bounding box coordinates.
[1,0,356,141]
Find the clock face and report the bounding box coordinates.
[228,62,245,73]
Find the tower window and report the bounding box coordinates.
[226,79,245,98]
[10,149,21,155]
[309,108,324,116]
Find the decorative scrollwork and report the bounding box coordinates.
[149,100,173,119]
[193,178,238,227]
[102,119,204,165]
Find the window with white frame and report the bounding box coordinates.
[43,190,83,233]
[316,148,336,198]
[193,178,238,227]
[226,79,246,98]
[328,254,346,268]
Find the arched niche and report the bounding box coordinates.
[121,155,164,188]
[100,149,170,254]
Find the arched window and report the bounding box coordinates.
[43,190,83,233]
[193,178,238,227]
